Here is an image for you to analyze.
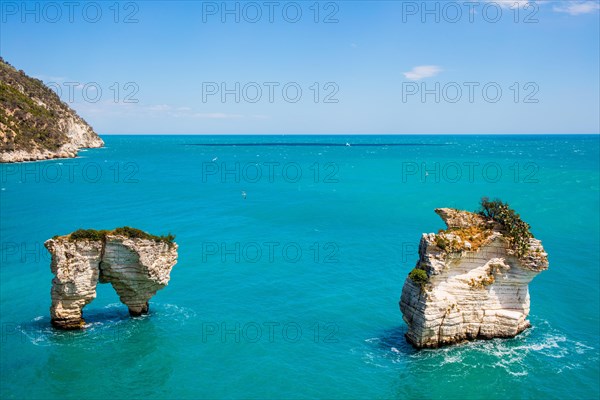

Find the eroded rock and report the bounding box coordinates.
[45,232,178,329]
[399,207,548,348]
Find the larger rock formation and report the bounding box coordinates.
[400,207,548,348]
[45,229,178,330]
[0,57,103,163]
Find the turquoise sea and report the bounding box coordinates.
[0,135,598,399]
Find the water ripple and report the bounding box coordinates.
[18,303,198,348]
[359,319,598,378]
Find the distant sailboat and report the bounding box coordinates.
[241,191,247,200]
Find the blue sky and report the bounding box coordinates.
[1,0,599,134]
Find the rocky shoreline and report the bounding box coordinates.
[0,136,104,163]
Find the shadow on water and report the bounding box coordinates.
[82,304,132,323]
[354,325,418,372]
[41,314,174,399]
[17,303,167,348]
[16,302,198,352]
[14,305,179,399]
[371,325,417,356]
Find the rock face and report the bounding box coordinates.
[399,208,548,348]
[45,234,178,330]
[0,57,103,163]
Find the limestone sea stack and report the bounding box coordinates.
[45,228,177,330]
[399,202,548,348]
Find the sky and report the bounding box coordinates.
[0,0,599,134]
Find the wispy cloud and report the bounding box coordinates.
[192,113,243,119]
[403,65,442,81]
[553,1,600,15]
[34,75,68,83]
[145,105,242,119]
[490,0,532,8]
[148,104,171,112]
[251,114,271,120]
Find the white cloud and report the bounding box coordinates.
[489,0,531,8]
[251,114,271,120]
[403,65,442,80]
[78,101,246,120]
[138,105,245,119]
[553,1,600,15]
[34,75,68,83]
[148,104,171,111]
[192,113,243,119]
[485,1,557,10]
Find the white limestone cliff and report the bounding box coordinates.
[399,208,548,348]
[0,57,104,163]
[45,233,178,330]
[0,115,104,163]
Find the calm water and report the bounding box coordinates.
[1,135,598,399]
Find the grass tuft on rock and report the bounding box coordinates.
[66,227,175,245]
[408,268,429,287]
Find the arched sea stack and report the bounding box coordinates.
[45,228,177,330]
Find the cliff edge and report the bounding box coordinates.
[399,202,548,348]
[0,58,103,163]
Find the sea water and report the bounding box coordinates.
[0,135,598,399]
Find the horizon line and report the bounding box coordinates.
[98,133,600,136]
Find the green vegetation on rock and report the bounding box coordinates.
[0,58,70,152]
[408,268,429,287]
[477,197,533,257]
[0,57,101,159]
[65,227,176,245]
[69,229,109,241]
